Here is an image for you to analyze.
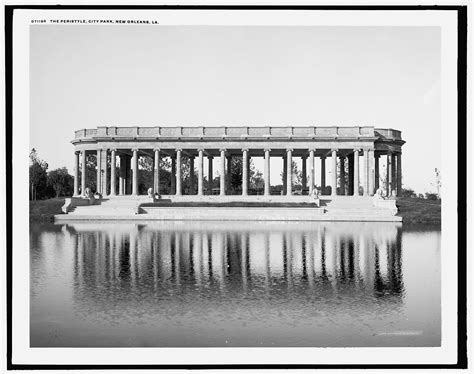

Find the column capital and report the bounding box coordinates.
[131,148,139,153]
[308,148,316,153]
[286,148,293,152]
[197,148,205,153]
[208,155,214,160]
[264,148,271,153]
[153,148,161,152]
[353,148,361,153]
[219,148,227,153]
[301,155,307,159]
[74,150,81,155]
[320,155,326,160]
[175,148,182,153]
[331,148,338,153]
[241,148,249,152]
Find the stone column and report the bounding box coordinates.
[374,153,380,192]
[242,149,248,196]
[361,149,367,196]
[302,156,307,192]
[368,149,375,196]
[132,148,138,196]
[208,156,213,194]
[286,148,293,196]
[171,156,176,194]
[81,150,86,195]
[391,152,397,197]
[176,149,182,196]
[264,148,271,196]
[197,149,204,196]
[220,149,226,196]
[74,151,80,196]
[153,148,160,194]
[189,156,195,195]
[119,154,124,195]
[396,153,402,196]
[308,149,315,195]
[321,156,326,194]
[339,156,345,196]
[386,151,393,197]
[331,149,337,196]
[103,149,108,196]
[96,149,102,194]
[353,149,360,196]
[110,149,116,196]
[282,156,287,195]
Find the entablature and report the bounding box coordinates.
[72,126,404,148]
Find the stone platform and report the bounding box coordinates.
[54,195,402,222]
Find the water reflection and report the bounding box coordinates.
[30,221,440,347]
[67,223,404,303]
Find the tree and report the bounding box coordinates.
[137,155,177,194]
[85,153,97,192]
[425,192,439,201]
[280,161,302,187]
[432,168,441,199]
[400,187,416,198]
[252,169,264,191]
[29,149,48,200]
[229,158,243,193]
[336,158,349,194]
[379,163,388,196]
[47,167,73,197]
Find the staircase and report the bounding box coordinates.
[322,196,397,219]
[68,196,150,217]
[58,195,400,222]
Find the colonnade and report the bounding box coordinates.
[73,147,402,198]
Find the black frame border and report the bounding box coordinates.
[4,4,468,370]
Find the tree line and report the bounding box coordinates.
[29,149,74,200]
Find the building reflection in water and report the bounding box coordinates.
[67,222,404,311]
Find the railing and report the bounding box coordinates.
[374,128,402,140]
[73,126,387,141]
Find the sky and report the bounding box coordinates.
[30,25,441,193]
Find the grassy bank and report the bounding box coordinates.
[30,198,65,223]
[396,197,441,226]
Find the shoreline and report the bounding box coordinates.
[30,197,441,227]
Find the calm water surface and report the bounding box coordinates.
[30,221,440,347]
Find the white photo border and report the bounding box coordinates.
[6,4,467,369]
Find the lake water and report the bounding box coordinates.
[30,221,441,347]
